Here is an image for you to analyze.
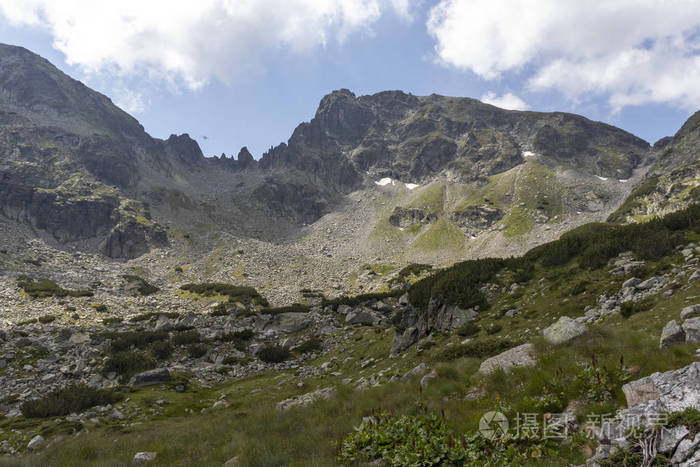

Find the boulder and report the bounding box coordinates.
[390,327,418,355]
[132,452,157,465]
[68,332,90,345]
[345,308,379,326]
[659,320,686,348]
[27,435,44,451]
[129,368,171,387]
[271,313,312,333]
[402,362,429,380]
[479,343,536,375]
[621,277,641,289]
[636,276,660,290]
[680,304,700,320]
[689,269,700,283]
[621,362,700,410]
[542,316,588,345]
[682,317,700,343]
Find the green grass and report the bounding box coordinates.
[17,278,93,299]
[412,217,465,252]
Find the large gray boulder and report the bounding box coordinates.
[478,343,536,375]
[682,317,700,343]
[129,368,171,387]
[542,316,587,345]
[659,320,686,348]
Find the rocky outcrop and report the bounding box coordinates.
[100,218,168,259]
[129,368,171,387]
[449,206,504,234]
[388,207,437,228]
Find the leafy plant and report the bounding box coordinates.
[456,322,480,337]
[576,355,631,403]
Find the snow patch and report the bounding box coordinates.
[619,179,629,183]
[375,177,393,186]
[595,176,608,181]
[522,151,536,158]
[405,183,420,190]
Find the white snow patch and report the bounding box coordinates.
[522,151,536,158]
[618,179,629,183]
[595,175,608,181]
[405,183,420,190]
[375,177,393,186]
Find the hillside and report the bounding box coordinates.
[0,205,698,465]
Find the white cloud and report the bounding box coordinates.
[480,92,528,110]
[0,0,408,90]
[427,0,700,110]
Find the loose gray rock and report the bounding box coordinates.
[680,304,700,320]
[542,316,587,345]
[402,362,429,380]
[636,276,660,290]
[27,435,44,451]
[682,317,700,343]
[689,269,700,283]
[622,277,641,289]
[132,452,157,465]
[129,368,171,387]
[660,320,686,348]
[479,343,536,374]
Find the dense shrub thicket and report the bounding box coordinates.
[407,203,700,310]
[20,384,124,418]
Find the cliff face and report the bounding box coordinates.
[3,43,691,263]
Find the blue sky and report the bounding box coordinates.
[1,1,699,158]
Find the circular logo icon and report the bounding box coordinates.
[479,411,509,440]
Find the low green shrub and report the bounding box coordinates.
[18,278,93,299]
[150,341,173,360]
[188,343,209,359]
[485,324,503,335]
[456,322,480,337]
[296,337,322,354]
[258,345,291,363]
[104,350,155,377]
[435,339,517,361]
[575,356,631,402]
[620,297,655,318]
[122,275,159,296]
[20,384,123,418]
[38,314,56,324]
[130,311,180,322]
[322,290,403,309]
[106,330,169,352]
[172,330,201,346]
[260,303,311,314]
[180,283,268,306]
[92,304,108,313]
[667,407,700,436]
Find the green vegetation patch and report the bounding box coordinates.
[17,277,93,299]
[412,218,465,252]
[122,274,159,296]
[20,384,124,418]
[435,338,517,361]
[260,303,311,315]
[180,282,269,307]
[257,345,291,363]
[322,290,403,309]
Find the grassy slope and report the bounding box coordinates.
[3,231,699,466]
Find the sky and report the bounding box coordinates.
[1,1,699,158]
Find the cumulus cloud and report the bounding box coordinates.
[0,0,411,90]
[480,92,528,111]
[427,0,700,111]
